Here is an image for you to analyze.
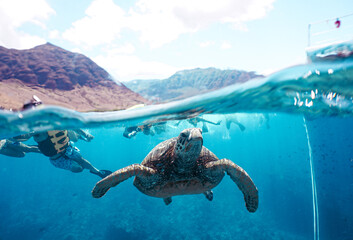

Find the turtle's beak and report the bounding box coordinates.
[189,128,203,140]
[186,128,203,150]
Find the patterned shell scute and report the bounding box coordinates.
[197,147,219,166]
[141,138,177,170]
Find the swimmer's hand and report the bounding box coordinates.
[215,120,222,125]
[80,132,94,142]
[85,133,94,141]
[128,131,137,138]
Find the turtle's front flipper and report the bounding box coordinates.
[92,164,156,198]
[206,159,258,212]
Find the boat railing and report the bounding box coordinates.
[308,13,353,48]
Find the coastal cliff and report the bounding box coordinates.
[0,43,148,111]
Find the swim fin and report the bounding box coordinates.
[237,123,246,132]
[90,170,112,179]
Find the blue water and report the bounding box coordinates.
[0,42,353,240]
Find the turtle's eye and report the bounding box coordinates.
[180,132,187,138]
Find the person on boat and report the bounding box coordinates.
[13,96,112,178]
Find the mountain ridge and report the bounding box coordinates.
[124,67,263,102]
[0,43,148,111]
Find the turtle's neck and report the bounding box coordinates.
[173,150,199,173]
[172,128,203,173]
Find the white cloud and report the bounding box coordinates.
[0,0,55,49]
[62,0,275,49]
[92,43,180,82]
[0,0,55,27]
[71,48,83,54]
[128,0,275,47]
[62,0,126,48]
[200,41,215,48]
[0,31,47,49]
[49,30,60,39]
[109,43,136,55]
[127,1,195,48]
[221,41,232,50]
[93,53,178,81]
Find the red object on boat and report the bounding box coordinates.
[335,19,341,28]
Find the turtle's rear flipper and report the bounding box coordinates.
[92,164,156,198]
[203,190,213,201]
[205,159,258,213]
[163,197,172,205]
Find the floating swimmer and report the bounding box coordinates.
[14,129,111,178]
[176,116,221,133]
[13,96,112,178]
[123,104,157,138]
[123,124,155,139]
[224,114,246,132]
[153,122,167,135]
[92,128,258,212]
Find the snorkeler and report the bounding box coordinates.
[22,95,43,110]
[123,124,155,139]
[123,126,139,138]
[13,129,111,178]
[0,139,40,158]
[0,96,42,157]
[153,122,167,135]
[224,114,246,132]
[259,113,271,129]
[13,96,112,178]
[176,116,221,133]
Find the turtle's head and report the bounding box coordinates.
[174,128,203,167]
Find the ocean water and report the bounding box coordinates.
[0,41,353,240]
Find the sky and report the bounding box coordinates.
[0,0,352,82]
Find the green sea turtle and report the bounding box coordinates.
[92,128,258,212]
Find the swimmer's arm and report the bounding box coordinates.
[9,132,36,142]
[174,120,182,126]
[198,118,222,125]
[74,129,94,142]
